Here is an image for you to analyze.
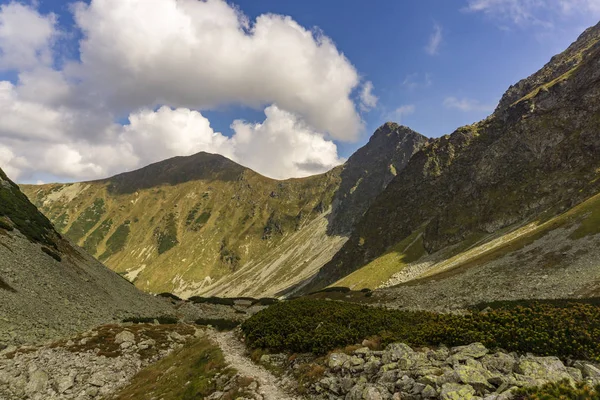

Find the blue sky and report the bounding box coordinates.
[0,0,599,183]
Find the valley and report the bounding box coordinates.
[2,10,600,400]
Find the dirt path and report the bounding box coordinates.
[208,330,303,400]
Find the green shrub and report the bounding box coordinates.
[83,218,113,255]
[188,296,235,306]
[195,318,240,331]
[41,246,62,262]
[514,379,600,399]
[241,299,600,358]
[100,222,130,261]
[65,198,105,243]
[123,316,179,324]
[308,287,351,295]
[0,217,13,231]
[251,298,280,306]
[155,213,179,254]
[0,169,57,248]
[157,292,182,301]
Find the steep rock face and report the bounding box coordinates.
[22,126,426,298]
[305,21,600,292]
[0,168,172,347]
[328,123,428,235]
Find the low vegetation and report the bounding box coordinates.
[155,213,179,255]
[195,318,240,331]
[100,222,131,261]
[122,316,179,324]
[41,246,62,262]
[0,168,58,248]
[65,198,106,243]
[111,335,254,400]
[514,379,600,399]
[241,299,600,359]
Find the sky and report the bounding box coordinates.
[0,0,599,183]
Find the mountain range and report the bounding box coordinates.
[17,21,600,306]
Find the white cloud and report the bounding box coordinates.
[0,103,342,181]
[0,2,57,71]
[386,105,416,123]
[0,0,369,182]
[443,96,495,112]
[70,0,362,141]
[231,105,343,179]
[464,0,600,25]
[359,81,378,112]
[425,23,443,55]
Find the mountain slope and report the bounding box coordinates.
[23,130,426,298]
[0,168,172,346]
[304,21,600,297]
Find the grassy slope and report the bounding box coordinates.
[111,335,248,400]
[23,167,341,297]
[337,190,600,290]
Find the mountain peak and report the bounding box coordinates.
[328,124,428,235]
[102,151,251,194]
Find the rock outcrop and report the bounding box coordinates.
[0,324,198,400]
[267,342,600,400]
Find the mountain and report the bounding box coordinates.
[301,21,600,304]
[0,168,171,347]
[22,130,426,298]
[328,123,428,235]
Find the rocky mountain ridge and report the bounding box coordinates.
[22,125,426,298]
[301,19,600,297]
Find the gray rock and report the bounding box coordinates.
[451,343,489,360]
[382,343,414,364]
[440,383,476,400]
[25,370,48,394]
[114,330,135,345]
[515,356,573,383]
[481,353,516,375]
[57,373,75,393]
[329,353,351,370]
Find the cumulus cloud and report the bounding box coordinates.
[359,81,378,112]
[71,0,362,141]
[0,0,366,182]
[231,105,343,179]
[425,23,443,55]
[443,96,495,112]
[0,2,57,71]
[0,102,342,181]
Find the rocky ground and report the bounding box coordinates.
[0,323,199,400]
[260,342,600,400]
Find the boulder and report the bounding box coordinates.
[328,353,351,370]
[515,356,573,383]
[440,383,476,400]
[481,353,516,375]
[450,343,489,360]
[453,364,494,393]
[25,370,48,394]
[114,330,135,345]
